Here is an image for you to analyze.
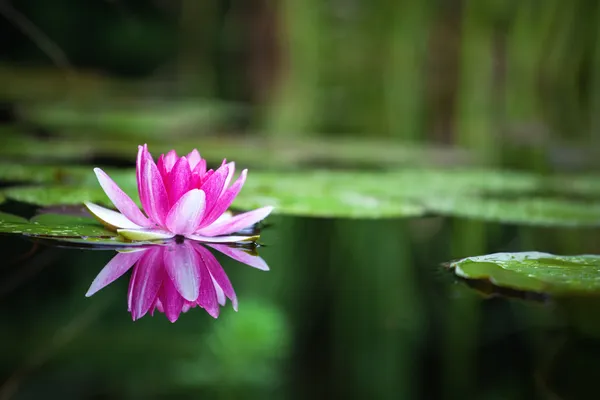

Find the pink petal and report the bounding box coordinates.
[199,164,229,217]
[191,159,207,188]
[139,148,170,225]
[167,157,193,206]
[160,271,184,322]
[156,154,170,184]
[86,250,146,296]
[136,145,145,205]
[196,257,220,318]
[129,248,164,320]
[198,169,246,228]
[165,189,206,235]
[85,202,143,230]
[208,244,269,271]
[163,242,201,301]
[195,245,237,311]
[186,149,201,169]
[94,168,152,227]
[221,162,235,196]
[196,206,274,237]
[185,234,258,243]
[213,280,226,306]
[127,265,137,312]
[163,150,178,173]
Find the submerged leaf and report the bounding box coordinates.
[449,252,600,295]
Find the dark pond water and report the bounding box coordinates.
[1,215,599,400]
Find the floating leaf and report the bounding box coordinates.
[0,211,115,237]
[2,165,600,221]
[449,252,600,295]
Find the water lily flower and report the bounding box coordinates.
[84,144,273,243]
[86,241,269,321]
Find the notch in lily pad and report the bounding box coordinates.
[447,252,600,296]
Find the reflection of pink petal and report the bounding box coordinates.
[197,258,219,318]
[208,244,269,271]
[160,272,184,322]
[163,242,201,302]
[196,245,238,311]
[213,278,226,306]
[130,248,163,320]
[86,250,146,296]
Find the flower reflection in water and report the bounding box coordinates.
[86,240,268,321]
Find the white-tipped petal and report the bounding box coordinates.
[93,168,151,227]
[165,189,206,235]
[208,244,270,271]
[84,202,143,230]
[196,206,274,237]
[117,228,175,241]
[185,234,259,243]
[86,251,146,297]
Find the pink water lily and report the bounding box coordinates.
[84,144,273,243]
[86,241,269,321]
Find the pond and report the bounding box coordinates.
[1,211,599,399]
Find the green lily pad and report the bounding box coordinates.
[449,252,600,295]
[2,163,600,221]
[425,196,600,226]
[0,211,116,237]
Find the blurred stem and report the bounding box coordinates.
[590,2,600,168]
[503,1,556,172]
[456,0,497,164]
[264,0,321,136]
[383,0,431,141]
[178,0,217,96]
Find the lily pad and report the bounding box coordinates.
[425,196,600,226]
[0,211,116,237]
[448,252,600,295]
[2,165,600,221]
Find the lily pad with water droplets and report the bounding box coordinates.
[0,211,116,237]
[449,252,600,295]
